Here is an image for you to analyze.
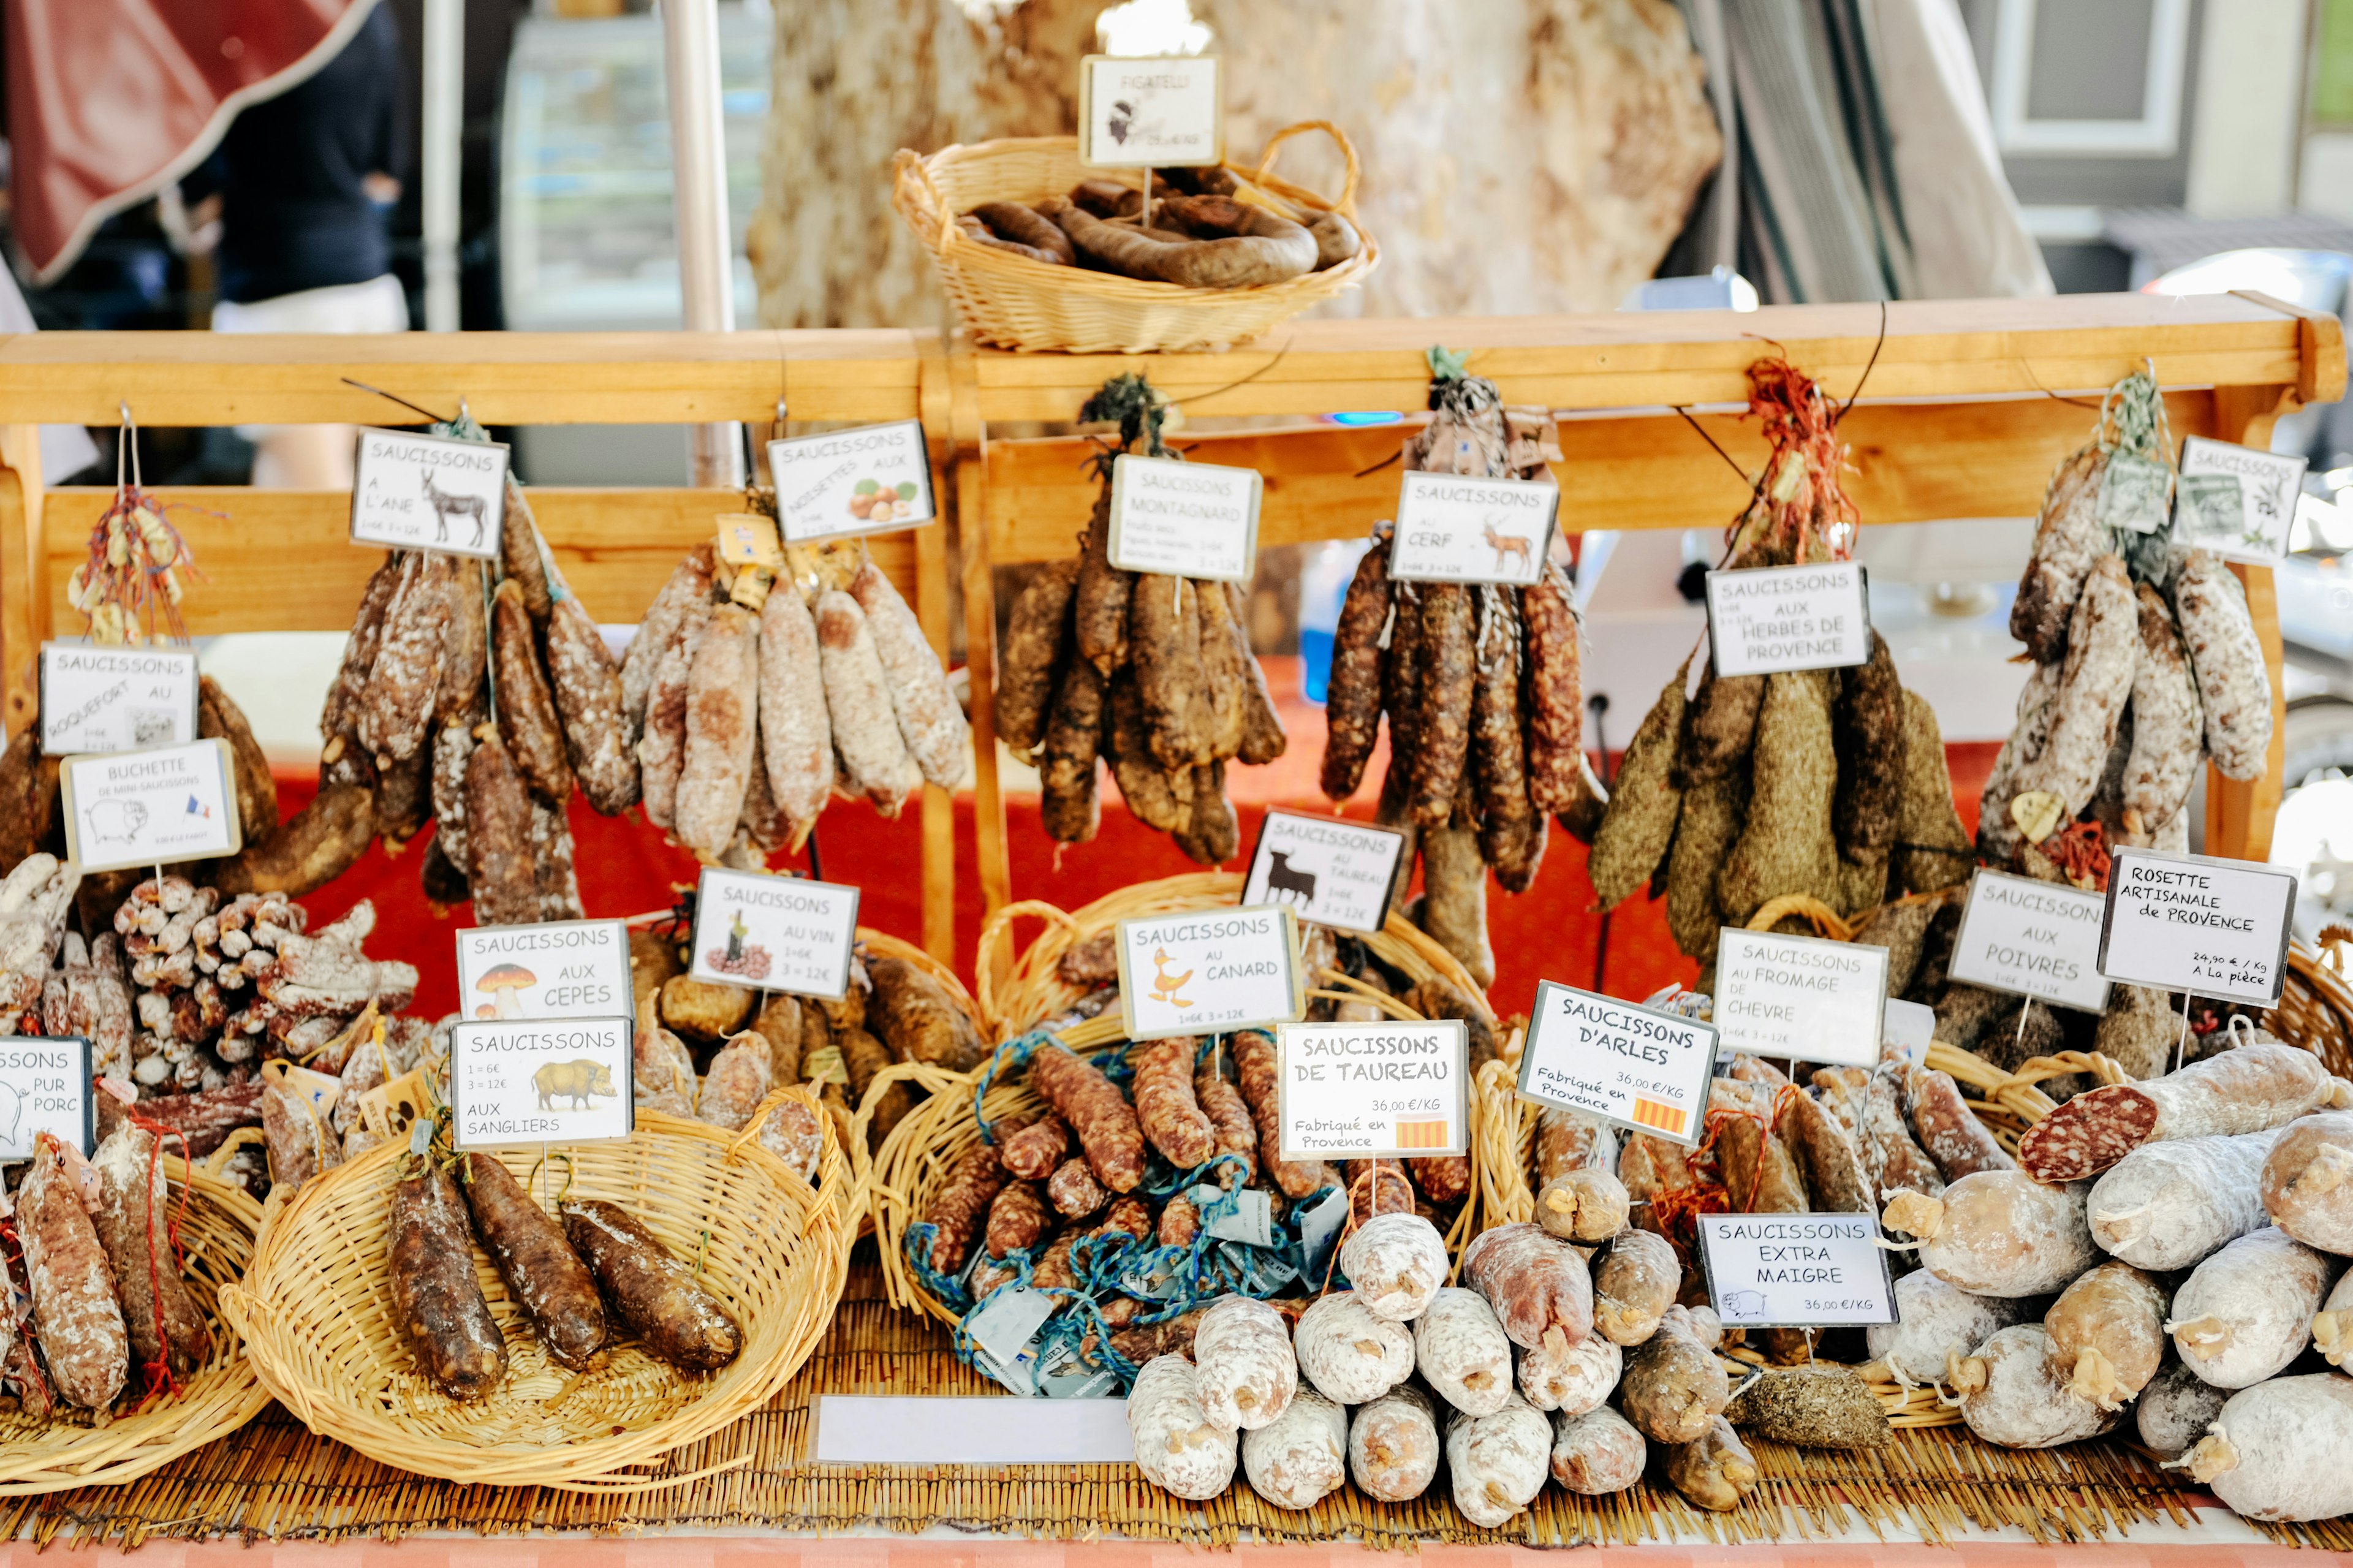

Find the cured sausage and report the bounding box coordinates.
[755,582,833,838]
[460,1153,606,1371]
[2260,1109,2353,1254]
[1724,1363,1889,1449]
[2085,1130,2280,1270]
[815,589,920,814]
[2010,447,2107,664]
[1461,1222,1593,1350]
[1193,1294,1297,1431]
[1832,631,1905,862]
[1294,1290,1414,1404]
[93,1124,211,1380]
[1471,588,1544,890]
[1320,541,1391,799]
[1976,661,2061,866]
[1777,1087,1873,1212]
[1521,566,1585,813]
[1950,1324,2119,1449]
[1618,1305,1728,1444]
[462,729,538,925]
[1127,1355,1238,1500]
[996,1113,1069,1183]
[1131,1035,1215,1170]
[1193,574,1250,762]
[19,1138,130,1409]
[1444,1395,1551,1526]
[324,553,404,740]
[1536,1167,1631,1243]
[545,594,638,814]
[2017,1041,2332,1183]
[1349,1384,1439,1502]
[1073,488,1131,676]
[2135,1358,2229,1460]
[1904,1069,2016,1180]
[996,559,1081,758]
[1341,1212,1449,1323]
[1129,574,1209,771]
[562,1199,742,1371]
[920,1145,1005,1274]
[2016,554,2137,817]
[490,578,575,803]
[1408,584,1476,827]
[2186,1374,2353,1521]
[1661,1415,1760,1512]
[622,547,714,741]
[1517,1324,1620,1414]
[635,589,711,831]
[2173,550,2273,781]
[1242,1388,1347,1510]
[2045,1259,2167,1410]
[1232,1028,1329,1200]
[2120,580,2201,842]
[1592,1227,1680,1346]
[850,560,969,789]
[1585,659,1688,909]
[674,604,762,854]
[1550,1405,1645,1494]
[390,1159,507,1401]
[1863,1270,2023,1387]
[2165,1225,2331,1388]
[1881,1171,2095,1297]
[1038,657,1106,844]
[1026,1041,1145,1192]
[357,551,452,765]
[1225,582,1287,765]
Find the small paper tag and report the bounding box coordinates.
[965,1284,1058,1369]
[716,513,785,569]
[446,1016,635,1149]
[2099,847,2298,1006]
[1115,905,1302,1041]
[1947,869,2112,1013]
[0,1038,94,1159]
[1703,561,1872,678]
[1516,981,1721,1149]
[803,1044,849,1087]
[1881,998,1936,1064]
[2175,436,2307,564]
[1239,810,1408,936]
[1275,1021,1469,1162]
[349,428,508,559]
[1295,1187,1347,1282]
[1079,55,1222,168]
[360,1068,433,1141]
[39,644,200,757]
[1036,1336,1123,1398]
[1712,928,1887,1069]
[1105,454,1262,583]
[2098,452,2172,534]
[688,868,861,1001]
[1191,1183,1274,1248]
[262,1059,343,1121]
[1696,1212,1896,1328]
[768,421,937,545]
[1389,471,1560,586]
[455,920,632,1024]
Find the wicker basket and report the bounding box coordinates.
[892,122,1376,354]
[221,1093,852,1490]
[2265,934,2353,1080]
[0,1165,268,1496]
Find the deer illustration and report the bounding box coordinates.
[1150,947,1194,1009]
[1482,521,1532,574]
[420,468,489,548]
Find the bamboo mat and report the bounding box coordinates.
[8,1257,2349,1552]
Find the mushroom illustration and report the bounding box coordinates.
[477,961,536,1019]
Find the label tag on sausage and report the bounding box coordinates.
[0,1037,93,1159]
[1948,869,2112,1013]
[1388,471,1560,587]
[2098,847,2297,1006]
[1695,1212,1898,1329]
[767,420,938,545]
[38,643,199,757]
[2098,452,2173,534]
[455,920,631,1023]
[689,869,861,1001]
[1188,1183,1274,1248]
[59,738,242,873]
[1516,981,1720,1150]
[1105,453,1262,583]
[1078,55,1222,168]
[1240,809,1407,936]
[1115,904,1302,1042]
[349,427,507,559]
[1703,561,1872,678]
[714,513,784,569]
[964,1284,1059,1376]
[1294,1186,1348,1282]
[1274,1020,1468,1162]
[359,1068,432,1143]
[447,1016,634,1151]
[2173,435,2305,565]
[1712,928,1887,1069]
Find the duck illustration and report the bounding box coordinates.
[1150,947,1193,1009]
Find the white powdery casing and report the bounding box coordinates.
[621,547,714,739]
[1865,1269,2026,1387]
[1127,1354,1238,1501]
[2135,1358,2229,1460]
[2120,580,2202,841]
[2086,1131,2283,1270]
[1349,1384,1440,1502]
[2167,1225,2335,1389]
[1241,1387,1347,1510]
[850,560,971,790]
[2173,549,2273,781]
[1550,1404,1646,1494]
[1192,1294,1297,1433]
[813,589,920,812]
[2017,553,2137,816]
[1444,1393,1552,1527]
[1955,1324,2120,1450]
[757,582,835,830]
[1906,1171,2097,1297]
[1341,1211,1449,1322]
[1517,1327,1621,1415]
[2261,1110,2353,1256]
[1293,1290,1414,1404]
[1415,1287,1515,1417]
[673,604,762,855]
[2313,1271,2353,1369]
[2189,1374,2353,1522]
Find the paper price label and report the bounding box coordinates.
[1079,55,1222,168]
[1948,869,2111,1013]
[689,869,860,1001]
[2175,436,2305,565]
[1696,1213,1897,1329]
[1389,471,1559,586]
[60,738,241,873]
[1704,561,1872,678]
[1105,454,1261,582]
[1517,981,1720,1149]
[0,1038,93,1160]
[715,513,784,570]
[1275,1020,1468,1162]
[2099,847,2296,1006]
[1240,810,1407,936]
[1713,928,1887,1069]
[1116,905,1301,1042]
[350,428,508,559]
[39,644,199,757]
[447,1017,634,1149]
[768,420,937,545]
[455,920,631,1023]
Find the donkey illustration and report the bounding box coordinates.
[1482,522,1533,574]
[421,468,489,548]
[1264,850,1317,907]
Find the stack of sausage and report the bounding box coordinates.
[1316,367,1597,989]
[956,167,1361,290]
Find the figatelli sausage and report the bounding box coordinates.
[1321,541,1392,799]
[490,578,575,803]
[461,1153,607,1371]
[2017,1042,2333,1183]
[562,1199,743,1372]
[20,1138,130,1407]
[391,1159,509,1400]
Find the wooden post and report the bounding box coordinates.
[2202,381,2300,863]
[0,425,48,736]
[914,332,960,966]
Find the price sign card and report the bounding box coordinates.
[2175,436,2306,565]
[1696,1213,1897,1330]
[1079,55,1222,167]
[1949,869,2111,1012]
[39,644,199,757]
[1106,454,1261,582]
[1240,810,1408,936]
[768,420,937,545]
[350,428,508,559]
[689,869,860,1001]
[2099,847,2297,1006]
[1275,1020,1468,1162]
[1389,472,1559,587]
[1115,905,1302,1042]
[1704,561,1871,677]
[0,1037,93,1159]
[59,738,241,873]
[455,920,631,1023]
[447,1017,634,1150]
[1517,981,1720,1149]
[1713,928,1887,1069]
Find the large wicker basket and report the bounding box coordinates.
[2265,933,2353,1080]
[0,1164,268,1496]
[892,121,1375,354]
[221,1093,852,1490]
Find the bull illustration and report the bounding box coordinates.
[533,1059,618,1111]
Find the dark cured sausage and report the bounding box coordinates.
[1408,584,1476,827]
[391,1159,508,1400]
[461,1153,606,1371]
[1321,542,1392,800]
[562,1199,742,1372]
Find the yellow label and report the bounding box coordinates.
[716,512,784,569]
[360,1068,433,1140]
[2011,790,2066,846]
[803,1044,850,1088]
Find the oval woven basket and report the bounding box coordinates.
[0,1164,267,1496]
[892,121,1376,354]
[841,926,981,1239]
[221,1092,852,1490]
[2264,934,2353,1080]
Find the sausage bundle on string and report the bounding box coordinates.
[955,165,1362,290]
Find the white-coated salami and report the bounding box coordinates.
[1550,1404,1645,1494]
[814,589,920,814]
[1535,1167,1631,1243]
[1951,1324,2120,1450]
[1591,1227,1679,1347]
[1516,1326,1620,1414]
[1881,1172,2096,1298]
[2311,1270,2353,1368]
[1414,1287,1514,1417]
[2015,553,2137,816]
[1192,1294,1297,1433]
[2045,1260,2168,1409]
[623,548,713,740]
[1127,1354,1238,1500]
[1241,1387,1346,1510]
[850,559,969,790]
[18,1140,129,1409]
[636,591,713,830]
[2261,1110,2353,1255]
[2018,1042,2332,1183]
[2167,1225,2335,1388]
[2187,1374,2353,1521]
[1618,1304,1728,1444]
[1340,1211,1448,1322]
[673,603,762,855]
[1864,1270,2025,1387]
[1292,1290,1413,1404]
[1976,662,2061,865]
[1461,1221,1593,1351]
[1444,1393,1551,1527]
[2135,1358,2227,1459]
[2173,550,2273,781]
[1349,1384,1439,1502]
[2120,580,2202,843]
[2086,1130,2281,1270]
[757,580,833,839]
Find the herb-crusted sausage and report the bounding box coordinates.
[460,1153,605,1370]
[391,1159,507,1400]
[561,1199,742,1372]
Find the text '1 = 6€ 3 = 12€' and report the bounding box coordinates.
[447,1016,634,1151]
[1515,980,1719,1149]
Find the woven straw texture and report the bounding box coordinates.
[0,1165,267,1497]
[892,123,1374,353]
[220,1094,852,1490]
[2265,933,2353,1079]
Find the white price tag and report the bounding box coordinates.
[689,869,860,1001]
[1703,561,1872,677]
[1947,869,2112,1013]
[2099,847,2297,1006]
[767,420,937,545]
[1240,810,1407,936]
[447,1017,634,1149]
[39,644,199,757]
[2175,436,2306,565]
[59,738,241,873]
[1516,981,1720,1149]
[1696,1213,1897,1329]
[349,428,508,558]
[1882,998,1934,1066]
[1275,1020,1468,1162]
[964,1285,1059,1369]
[1712,928,1887,1069]
[1115,905,1301,1042]
[1389,471,1559,586]
[1078,55,1222,168]
[0,1038,93,1159]
[455,920,631,1023]
[1189,1183,1275,1247]
[1105,454,1261,582]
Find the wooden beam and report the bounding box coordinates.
[0,426,47,735]
[2201,384,2300,863]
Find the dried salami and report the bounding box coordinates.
[1520,565,1584,813]
[2017,1042,2332,1183]
[2173,550,2272,781]
[1320,540,1392,799]
[544,593,638,814]
[2120,580,2201,843]
[816,589,920,814]
[758,581,834,837]
[997,559,1081,757]
[621,546,714,740]
[674,603,762,854]
[1408,583,1476,827]
[851,559,969,789]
